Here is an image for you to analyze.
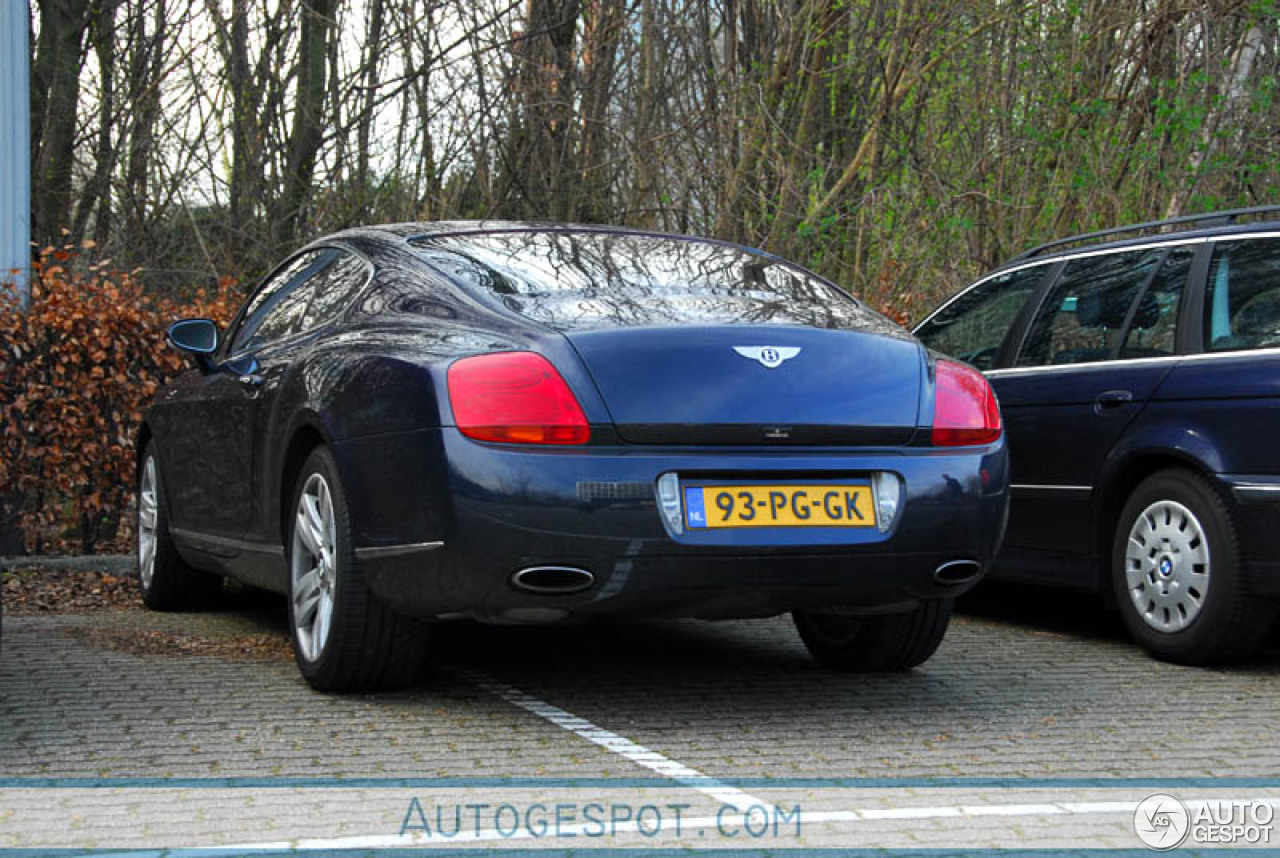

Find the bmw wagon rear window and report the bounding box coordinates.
[410,230,904,335]
[1204,238,1280,352]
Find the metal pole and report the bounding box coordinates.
[0,0,31,309]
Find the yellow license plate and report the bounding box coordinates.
[684,484,875,529]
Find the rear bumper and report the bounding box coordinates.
[1223,475,1280,599]
[336,429,1010,621]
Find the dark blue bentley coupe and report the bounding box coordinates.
[139,224,1008,691]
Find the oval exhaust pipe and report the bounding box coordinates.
[933,559,982,585]
[510,566,595,595]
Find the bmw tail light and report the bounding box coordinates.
[447,352,590,445]
[931,360,1002,447]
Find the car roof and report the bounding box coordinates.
[1000,205,1280,272]
[319,221,759,246]
[308,221,809,280]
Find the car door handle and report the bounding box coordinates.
[238,373,265,390]
[1094,389,1133,412]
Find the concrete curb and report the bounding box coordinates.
[0,555,135,573]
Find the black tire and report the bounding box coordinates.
[137,444,222,611]
[1111,468,1273,665]
[793,600,953,671]
[286,446,430,692]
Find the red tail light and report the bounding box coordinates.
[447,352,590,445]
[931,360,1002,447]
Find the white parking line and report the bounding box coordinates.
[458,668,767,811]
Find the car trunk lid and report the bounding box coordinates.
[565,326,923,445]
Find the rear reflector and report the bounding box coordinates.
[448,352,590,445]
[931,360,1002,447]
[872,471,903,532]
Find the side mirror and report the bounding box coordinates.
[166,319,219,368]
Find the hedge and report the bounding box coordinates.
[1,245,239,554]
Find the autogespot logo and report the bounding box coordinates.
[1134,793,1191,850]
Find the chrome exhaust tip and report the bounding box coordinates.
[509,566,595,595]
[933,559,983,585]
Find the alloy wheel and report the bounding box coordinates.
[138,456,159,590]
[291,473,338,661]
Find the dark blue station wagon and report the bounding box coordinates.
[915,208,1280,665]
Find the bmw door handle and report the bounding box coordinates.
[1094,389,1133,413]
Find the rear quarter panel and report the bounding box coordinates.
[252,261,606,551]
[1096,350,1280,588]
[1136,351,1280,475]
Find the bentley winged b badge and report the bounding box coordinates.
[732,346,801,369]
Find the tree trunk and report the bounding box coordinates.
[501,0,581,218]
[1164,24,1264,220]
[71,0,118,246]
[571,0,623,222]
[355,0,385,212]
[30,0,94,247]
[226,0,256,229]
[121,0,167,263]
[277,0,338,243]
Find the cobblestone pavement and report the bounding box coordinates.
[2,584,1279,850]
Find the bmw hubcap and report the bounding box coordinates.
[1125,500,1210,633]
[138,456,158,590]
[291,474,337,662]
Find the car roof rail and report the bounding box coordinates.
[1009,204,1280,262]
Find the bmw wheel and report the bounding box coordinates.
[1112,468,1273,665]
[793,600,952,671]
[137,444,222,610]
[286,446,430,692]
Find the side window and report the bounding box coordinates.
[229,250,335,355]
[1119,248,1193,359]
[1015,248,1162,367]
[914,266,1046,370]
[1203,238,1280,352]
[301,252,370,331]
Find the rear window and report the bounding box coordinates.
[410,230,905,335]
[1204,238,1280,352]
